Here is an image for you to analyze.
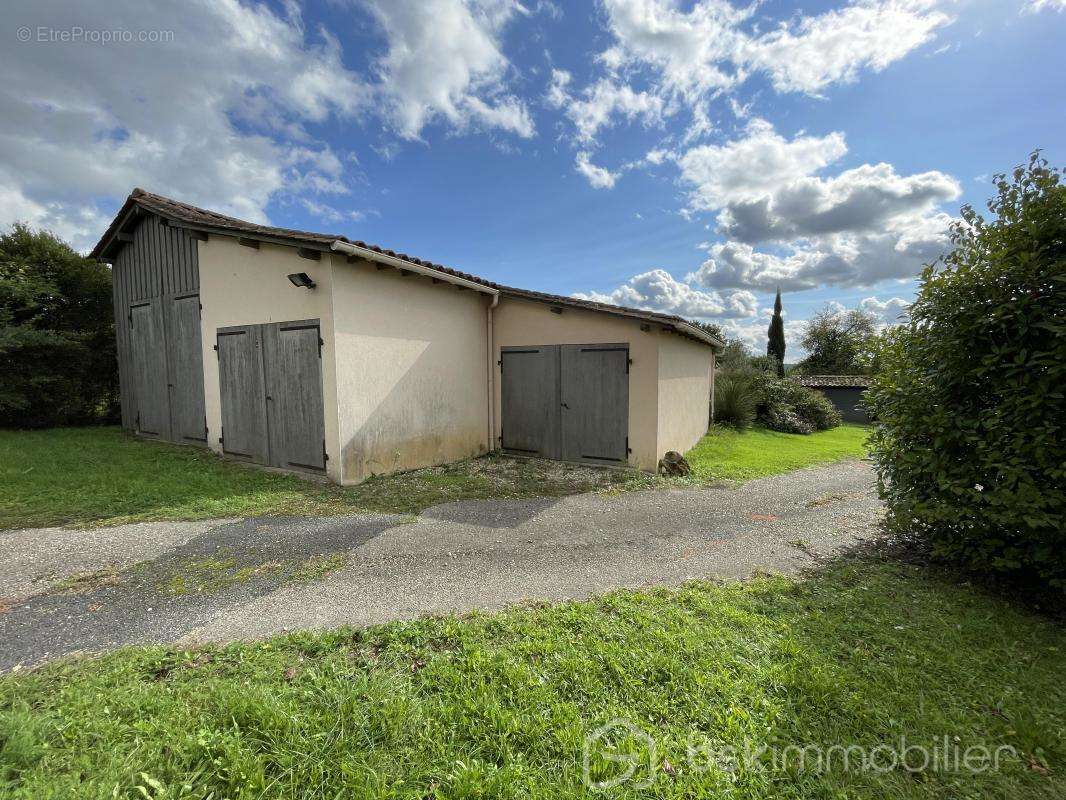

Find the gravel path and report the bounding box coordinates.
[0,460,881,669]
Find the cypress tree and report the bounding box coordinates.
[767,288,786,376]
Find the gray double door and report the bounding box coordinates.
[500,343,629,465]
[128,294,206,444]
[215,319,326,472]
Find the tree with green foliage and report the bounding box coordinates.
[0,224,117,427]
[796,306,879,375]
[766,288,785,376]
[867,152,1066,590]
[695,321,751,372]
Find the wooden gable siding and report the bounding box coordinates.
[111,213,200,431]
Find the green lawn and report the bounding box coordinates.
[0,427,657,530]
[0,424,870,530]
[686,424,870,482]
[2,555,1062,798]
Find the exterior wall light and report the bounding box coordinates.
[287,272,316,289]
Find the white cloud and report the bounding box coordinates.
[713,313,805,355]
[599,0,750,100]
[678,118,848,211]
[1024,0,1066,13]
[743,1,951,94]
[717,162,960,242]
[860,295,911,326]
[688,223,952,292]
[677,120,959,290]
[574,152,620,189]
[573,268,758,319]
[600,0,950,101]
[364,0,534,139]
[0,183,109,249]
[299,199,369,224]
[547,73,670,143]
[0,0,542,250]
[1,0,370,249]
[546,69,573,108]
[576,0,951,142]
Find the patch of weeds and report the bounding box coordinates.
[50,566,123,595]
[806,490,853,508]
[289,553,347,582]
[163,554,282,596]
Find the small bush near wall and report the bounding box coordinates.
[867,153,1066,591]
[713,367,841,434]
[713,373,756,428]
[0,224,117,428]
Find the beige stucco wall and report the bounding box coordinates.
[196,235,713,482]
[656,333,714,457]
[196,237,343,482]
[491,296,663,470]
[331,256,489,484]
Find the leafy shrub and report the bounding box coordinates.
[867,153,1066,590]
[787,386,842,431]
[713,372,756,428]
[763,403,813,435]
[746,371,841,434]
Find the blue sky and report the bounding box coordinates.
[3,0,1064,354]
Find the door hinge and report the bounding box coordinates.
[318,337,324,357]
[213,343,218,353]
[203,416,208,440]
[626,357,633,374]
[219,426,224,445]
[626,436,632,455]
[198,302,203,319]
[497,358,502,372]
[323,439,329,462]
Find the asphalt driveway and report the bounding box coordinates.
[0,460,881,670]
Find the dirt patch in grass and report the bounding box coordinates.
[347,453,664,514]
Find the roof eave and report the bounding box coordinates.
[330,241,498,296]
[674,321,725,350]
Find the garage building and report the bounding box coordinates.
[91,189,721,484]
[794,375,873,423]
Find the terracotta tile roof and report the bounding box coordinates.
[91,188,723,347]
[794,375,872,388]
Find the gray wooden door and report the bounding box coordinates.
[165,294,206,444]
[560,344,629,464]
[129,301,170,438]
[263,320,326,471]
[216,325,269,463]
[500,346,560,458]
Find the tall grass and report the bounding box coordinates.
[713,372,756,428]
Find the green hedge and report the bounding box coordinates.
[0,224,117,428]
[866,153,1066,589]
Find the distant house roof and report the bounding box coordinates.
[794,375,872,388]
[92,188,723,349]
